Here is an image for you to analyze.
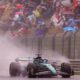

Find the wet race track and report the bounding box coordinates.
[0,35,79,80]
[0,75,79,80]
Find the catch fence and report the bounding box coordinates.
[23,30,80,59]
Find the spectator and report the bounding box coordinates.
[74,5,80,16]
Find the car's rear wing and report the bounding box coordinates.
[15,57,34,62]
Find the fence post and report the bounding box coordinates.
[52,33,57,51]
[73,31,78,59]
[73,32,76,59]
[62,31,68,55]
[68,32,73,58]
[37,37,43,56]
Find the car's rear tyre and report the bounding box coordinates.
[61,63,72,78]
[9,62,21,77]
[27,64,36,78]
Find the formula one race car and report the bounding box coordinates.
[9,56,74,78]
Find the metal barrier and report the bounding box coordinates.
[70,59,80,73]
[19,30,80,59]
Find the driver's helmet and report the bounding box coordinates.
[34,54,43,63]
[36,56,42,59]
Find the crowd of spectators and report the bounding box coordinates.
[0,0,80,38]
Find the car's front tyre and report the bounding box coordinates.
[27,64,36,78]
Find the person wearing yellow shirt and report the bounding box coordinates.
[33,6,42,18]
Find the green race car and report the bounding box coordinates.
[9,57,74,78]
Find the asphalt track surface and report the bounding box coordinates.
[0,75,79,80]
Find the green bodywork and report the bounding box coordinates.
[41,63,57,74]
